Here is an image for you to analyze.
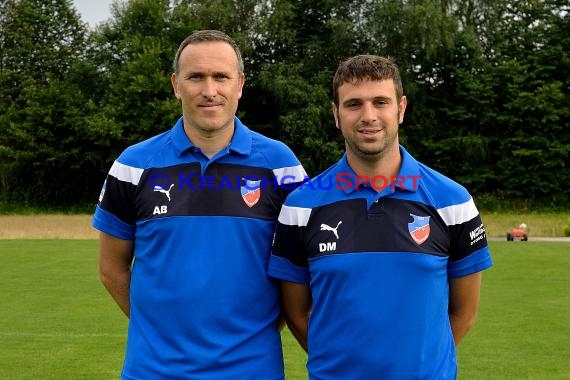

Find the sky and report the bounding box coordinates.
[72,0,114,27]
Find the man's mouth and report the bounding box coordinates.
[358,128,383,135]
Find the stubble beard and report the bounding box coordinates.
[343,125,399,163]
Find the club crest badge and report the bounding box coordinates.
[408,214,430,245]
[241,179,261,207]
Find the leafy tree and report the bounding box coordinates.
[380,0,569,208]
[404,1,499,193]
[89,0,180,152]
[90,0,267,162]
[489,0,570,207]
[251,0,373,175]
[1,0,568,209]
[0,0,102,208]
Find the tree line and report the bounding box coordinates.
[0,0,568,211]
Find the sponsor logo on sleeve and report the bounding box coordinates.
[469,223,486,246]
[98,180,106,203]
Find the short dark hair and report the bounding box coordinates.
[173,30,244,74]
[332,55,403,106]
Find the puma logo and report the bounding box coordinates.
[320,221,342,239]
[153,184,174,201]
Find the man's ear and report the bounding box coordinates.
[171,73,181,100]
[237,72,245,99]
[332,102,340,130]
[398,95,407,124]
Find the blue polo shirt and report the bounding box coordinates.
[269,146,492,380]
[93,117,306,380]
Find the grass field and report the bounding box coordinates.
[458,242,570,379]
[0,211,569,239]
[0,240,569,379]
[480,212,569,238]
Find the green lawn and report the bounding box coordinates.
[480,211,570,238]
[0,240,126,379]
[0,240,568,379]
[457,242,570,379]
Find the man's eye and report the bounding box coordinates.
[215,74,228,81]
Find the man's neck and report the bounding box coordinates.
[183,121,234,159]
[346,144,402,181]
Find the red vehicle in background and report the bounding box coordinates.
[507,223,528,241]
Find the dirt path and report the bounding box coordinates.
[0,214,98,239]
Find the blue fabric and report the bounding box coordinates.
[269,145,492,379]
[93,117,305,379]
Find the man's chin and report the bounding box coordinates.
[351,145,391,161]
[354,143,385,156]
[198,119,233,133]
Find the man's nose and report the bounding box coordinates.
[201,77,217,98]
[360,102,377,123]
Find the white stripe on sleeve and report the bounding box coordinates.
[437,198,479,226]
[278,205,312,227]
[109,161,144,186]
[273,165,308,185]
